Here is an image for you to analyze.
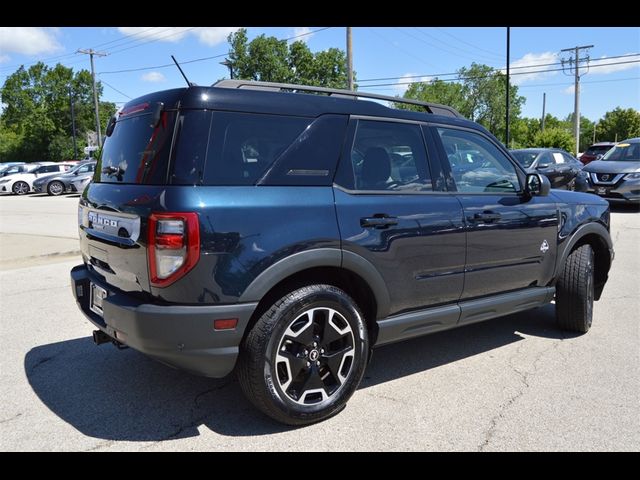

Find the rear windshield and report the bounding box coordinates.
[601,142,640,162]
[97,111,176,184]
[511,151,538,168]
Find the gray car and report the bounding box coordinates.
[583,137,640,205]
[33,161,96,195]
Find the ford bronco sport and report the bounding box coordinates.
[71,80,613,425]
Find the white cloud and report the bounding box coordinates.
[507,51,559,85]
[0,27,62,56]
[589,53,640,75]
[141,71,166,83]
[291,27,313,43]
[392,73,433,95]
[0,54,10,63]
[563,85,575,95]
[117,27,238,47]
[194,27,238,46]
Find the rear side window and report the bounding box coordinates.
[203,112,310,186]
[97,111,175,184]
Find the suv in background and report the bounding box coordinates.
[580,142,615,165]
[70,80,613,425]
[583,137,640,204]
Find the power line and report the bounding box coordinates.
[357,53,639,83]
[407,27,504,65]
[356,59,640,88]
[98,27,333,75]
[434,27,504,60]
[366,27,439,70]
[100,79,132,99]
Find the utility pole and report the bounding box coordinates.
[541,92,546,132]
[78,49,107,147]
[505,27,510,146]
[346,27,354,91]
[593,122,597,144]
[220,59,233,79]
[561,44,593,155]
[68,85,78,160]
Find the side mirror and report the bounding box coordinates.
[536,162,550,169]
[525,173,550,197]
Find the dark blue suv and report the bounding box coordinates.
[71,80,613,425]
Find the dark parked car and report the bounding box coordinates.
[70,80,613,425]
[580,142,616,165]
[32,161,96,195]
[583,137,640,204]
[510,148,588,191]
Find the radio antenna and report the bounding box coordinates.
[171,55,196,87]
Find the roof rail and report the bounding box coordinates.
[213,79,463,118]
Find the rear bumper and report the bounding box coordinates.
[70,264,257,378]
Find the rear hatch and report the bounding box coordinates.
[79,89,185,295]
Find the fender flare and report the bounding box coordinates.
[239,248,391,319]
[554,222,613,281]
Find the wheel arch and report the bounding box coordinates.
[239,248,390,346]
[555,223,613,300]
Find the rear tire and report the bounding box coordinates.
[556,244,594,333]
[237,285,368,425]
[47,181,64,196]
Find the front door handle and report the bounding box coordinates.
[360,215,398,229]
[471,211,501,222]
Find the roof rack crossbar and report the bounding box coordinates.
[213,79,463,118]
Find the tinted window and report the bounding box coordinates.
[36,165,60,173]
[97,111,175,184]
[586,145,613,155]
[202,112,310,186]
[259,115,348,186]
[170,110,212,185]
[348,120,432,192]
[539,152,555,165]
[437,128,520,193]
[77,164,95,174]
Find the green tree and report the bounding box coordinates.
[399,63,524,142]
[0,62,115,162]
[396,79,467,115]
[595,107,640,142]
[563,113,596,152]
[532,127,575,153]
[227,28,350,88]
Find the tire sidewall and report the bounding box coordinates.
[261,288,368,422]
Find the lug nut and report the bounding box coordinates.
[313,342,318,347]
[320,348,325,354]
[316,361,320,366]
[306,361,310,367]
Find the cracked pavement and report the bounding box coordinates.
[1,195,638,451]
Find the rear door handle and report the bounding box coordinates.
[360,215,398,229]
[471,211,501,222]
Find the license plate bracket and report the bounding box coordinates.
[90,283,108,316]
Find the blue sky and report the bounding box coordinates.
[1,26,638,121]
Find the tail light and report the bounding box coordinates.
[148,212,200,287]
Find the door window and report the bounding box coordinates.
[437,128,521,193]
[348,120,432,192]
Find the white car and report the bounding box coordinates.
[0,163,73,195]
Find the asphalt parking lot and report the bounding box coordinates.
[0,193,638,451]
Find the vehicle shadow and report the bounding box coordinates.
[25,304,567,441]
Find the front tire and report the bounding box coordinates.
[237,285,368,425]
[47,181,64,196]
[556,244,594,333]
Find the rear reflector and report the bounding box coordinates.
[214,318,238,330]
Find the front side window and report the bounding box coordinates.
[437,128,520,193]
[348,120,432,192]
